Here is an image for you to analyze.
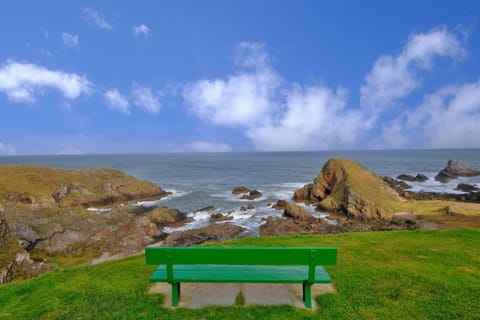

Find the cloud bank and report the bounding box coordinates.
[183,28,476,150]
[0,60,91,103]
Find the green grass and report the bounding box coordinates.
[1,230,479,320]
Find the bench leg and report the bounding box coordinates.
[303,282,312,309]
[171,282,181,307]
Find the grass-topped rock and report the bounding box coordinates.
[294,158,402,220]
[0,165,170,209]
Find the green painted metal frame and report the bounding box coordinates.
[145,246,337,308]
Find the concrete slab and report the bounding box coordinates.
[149,282,336,310]
[243,284,291,305]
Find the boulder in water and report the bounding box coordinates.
[435,160,480,183]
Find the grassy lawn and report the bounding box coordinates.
[0,229,479,319]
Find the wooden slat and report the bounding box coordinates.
[150,265,332,283]
[145,247,337,266]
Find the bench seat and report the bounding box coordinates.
[150,264,332,283]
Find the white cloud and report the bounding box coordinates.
[62,32,79,48]
[183,42,281,128]
[247,86,365,151]
[0,142,16,155]
[361,29,464,112]
[0,60,92,103]
[183,42,366,150]
[133,24,151,38]
[105,88,130,114]
[180,141,232,152]
[131,83,161,114]
[83,8,112,30]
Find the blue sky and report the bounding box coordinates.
[1,0,480,154]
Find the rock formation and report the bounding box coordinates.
[455,183,480,193]
[396,174,428,182]
[0,203,52,284]
[293,158,402,220]
[435,160,480,183]
[232,186,262,200]
[0,165,181,284]
[260,203,326,236]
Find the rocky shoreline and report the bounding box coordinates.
[1,159,480,284]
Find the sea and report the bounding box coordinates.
[1,150,479,235]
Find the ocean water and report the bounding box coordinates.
[1,150,479,234]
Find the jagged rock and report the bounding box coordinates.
[455,183,480,193]
[0,205,53,284]
[232,186,250,195]
[246,204,255,210]
[209,213,233,222]
[293,158,402,220]
[240,206,247,211]
[283,203,313,221]
[196,206,215,212]
[240,190,262,200]
[396,174,428,182]
[164,224,245,246]
[435,160,480,183]
[272,199,288,210]
[383,177,412,192]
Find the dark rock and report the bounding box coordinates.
[196,206,215,212]
[260,216,306,236]
[246,204,255,210]
[455,183,480,193]
[232,186,250,195]
[209,213,233,222]
[240,206,247,211]
[240,190,262,200]
[272,199,288,210]
[435,160,480,183]
[164,224,245,246]
[396,174,428,182]
[402,190,480,203]
[283,203,313,221]
[383,177,412,192]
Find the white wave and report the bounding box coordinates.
[136,189,191,207]
[400,175,480,194]
[87,207,111,213]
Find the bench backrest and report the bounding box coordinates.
[145,247,337,266]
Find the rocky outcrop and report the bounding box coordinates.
[272,199,288,210]
[397,174,428,182]
[232,186,250,195]
[241,190,262,200]
[402,190,480,203]
[209,213,233,222]
[147,207,191,227]
[435,160,480,183]
[293,158,402,220]
[164,224,245,246]
[455,183,480,193]
[260,202,327,236]
[0,165,171,209]
[0,204,52,284]
[283,203,313,221]
[232,186,262,200]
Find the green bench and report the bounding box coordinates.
[145,246,337,308]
